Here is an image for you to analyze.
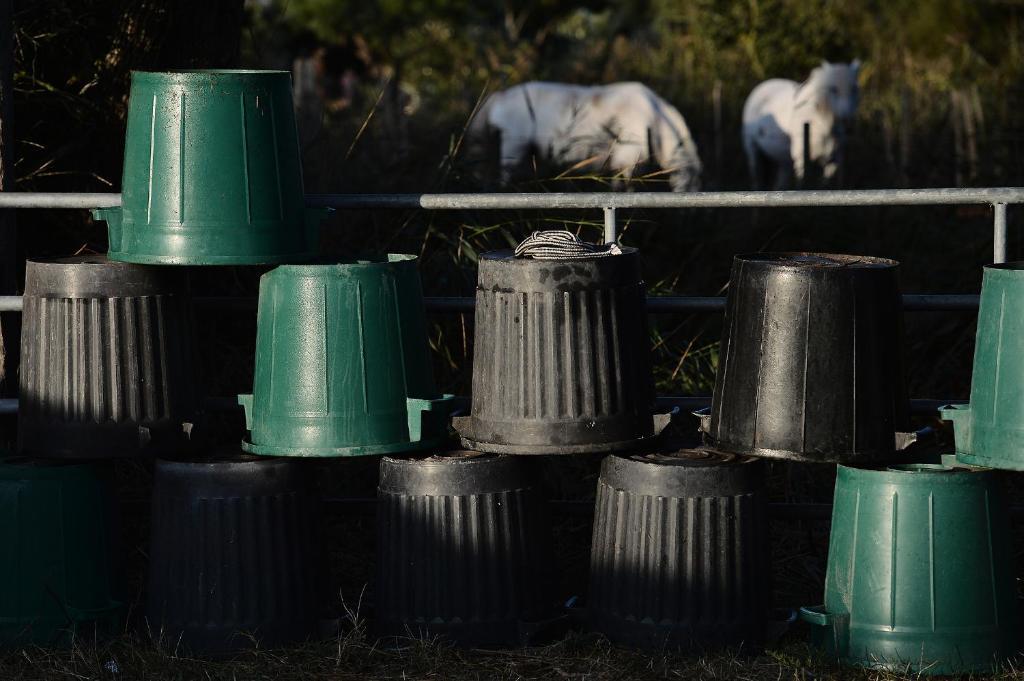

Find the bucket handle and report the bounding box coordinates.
[91,206,123,254]
[237,394,254,431]
[692,406,711,434]
[406,394,456,442]
[895,426,935,451]
[939,403,971,453]
[799,605,850,656]
[798,605,835,627]
[652,406,680,435]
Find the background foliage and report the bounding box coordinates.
[7,0,1023,401]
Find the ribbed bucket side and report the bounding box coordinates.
[819,464,1019,674]
[709,254,907,462]
[467,253,655,450]
[19,292,196,457]
[959,264,1024,464]
[0,461,122,647]
[109,70,316,264]
[588,456,770,648]
[374,458,553,646]
[146,460,318,654]
[245,258,448,456]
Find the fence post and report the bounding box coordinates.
[993,202,1008,264]
[603,206,617,244]
[801,121,811,188]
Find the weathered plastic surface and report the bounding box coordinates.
[18,256,198,458]
[588,449,771,649]
[147,455,319,655]
[942,262,1024,470]
[375,451,554,647]
[0,459,122,647]
[800,462,1019,675]
[705,253,910,463]
[239,256,454,457]
[93,70,325,265]
[454,248,661,455]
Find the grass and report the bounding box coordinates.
[4,628,1024,680]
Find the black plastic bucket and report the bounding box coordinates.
[703,253,910,463]
[18,256,198,458]
[588,449,771,649]
[454,249,666,455]
[374,451,554,646]
[146,455,320,655]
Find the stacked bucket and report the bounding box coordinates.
[437,236,775,651]
[694,253,1020,674]
[5,70,332,654]
[2,255,197,646]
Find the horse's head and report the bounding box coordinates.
[669,146,703,192]
[814,59,860,121]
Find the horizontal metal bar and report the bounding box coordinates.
[85,496,1024,522]
[652,396,964,415]
[0,294,982,315]
[423,296,734,314]
[0,294,981,314]
[313,497,831,519]
[307,188,1024,210]
[899,294,980,311]
[0,397,966,416]
[0,188,1019,211]
[0,192,121,208]
[292,498,1024,521]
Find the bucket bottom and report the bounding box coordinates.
[146,616,318,657]
[0,603,123,648]
[241,434,448,458]
[373,617,545,649]
[955,451,1024,471]
[589,610,766,651]
[803,607,1016,676]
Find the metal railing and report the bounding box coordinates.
[0,187,1013,411]
[0,187,1006,523]
[0,187,1016,312]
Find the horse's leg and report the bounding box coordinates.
[790,151,805,189]
[772,158,794,191]
[499,137,532,186]
[743,130,761,190]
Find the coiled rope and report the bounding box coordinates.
[514,230,622,260]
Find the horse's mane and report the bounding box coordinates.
[793,67,826,111]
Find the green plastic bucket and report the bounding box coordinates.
[800,462,1019,674]
[0,459,122,647]
[239,256,454,457]
[93,70,326,264]
[942,262,1024,470]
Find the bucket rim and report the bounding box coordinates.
[270,254,418,276]
[984,261,1024,273]
[131,69,291,77]
[732,251,898,269]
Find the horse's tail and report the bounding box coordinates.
[465,91,496,145]
[651,95,703,191]
[462,90,501,183]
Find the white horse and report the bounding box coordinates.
[742,60,860,189]
[466,81,702,191]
